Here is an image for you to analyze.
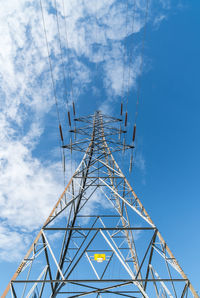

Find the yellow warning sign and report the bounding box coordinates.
[94,254,106,262]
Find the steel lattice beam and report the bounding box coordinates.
[2,111,198,298]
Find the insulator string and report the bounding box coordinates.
[127,0,149,172]
[55,0,75,186]
[121,0,136,150]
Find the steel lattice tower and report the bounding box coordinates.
[3,111,198,297]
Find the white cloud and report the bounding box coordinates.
[0,139,63,231]
[78,187,113,224]
[158,0,171,10]
[103,43,142,98]
[153,14,167,28]
[135,152,146,173]
[0,224,31,262]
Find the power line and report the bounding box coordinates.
[61,0,75,105]
[122,0,149,172]
[132,0,150,172]
[61,0,76,180]
[39,0,61,124]
[121,0,130,110]
[40,0,66,186]
[125,0,137,112]
[54,0,70,108]
[134,0,150,124]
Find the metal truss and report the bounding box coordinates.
[3,111,198,297]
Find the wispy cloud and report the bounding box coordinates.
[135,152,146,173]
[0,224,31,262]
[0,150,63,230]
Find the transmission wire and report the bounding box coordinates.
[124,0,150,120]
[61,0,76,180]
[54,0,70,107]
[54,0,75,188]
[122,0,149,171]
[121,0,137,161]
[133,0,150,166]
[121,0,130,108]
[123,0,137,144]
[125,0,137,112]
[62,0,75,104]
[40,0,66,187]
[135,0,150,124]
[40,0,61,123]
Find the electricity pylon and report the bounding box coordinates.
[3,111,198,297]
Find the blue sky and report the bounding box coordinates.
[0,0,200,295]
